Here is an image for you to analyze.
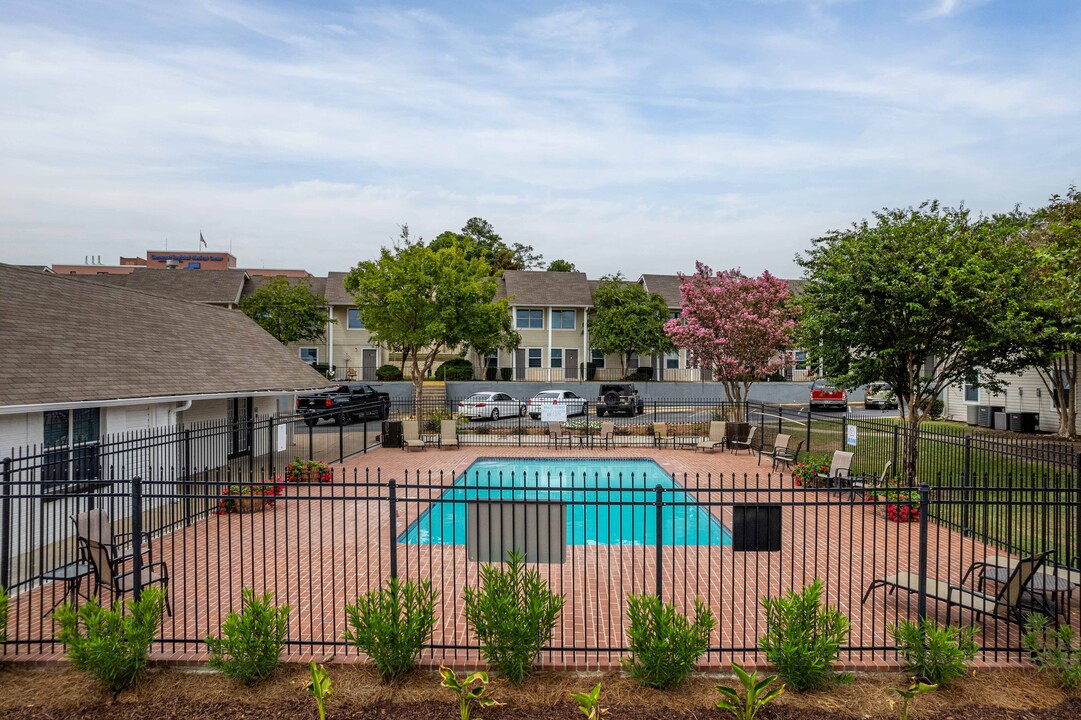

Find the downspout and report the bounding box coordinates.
[328,309,335,376]
[168,399,193,428]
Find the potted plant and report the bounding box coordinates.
[286,457,333,483]
[217,481,285,515]
[873,482,920,522]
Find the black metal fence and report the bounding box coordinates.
[2,400,1080,667]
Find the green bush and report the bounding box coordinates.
[435,358,474,381]
[206,587,291,685]
[791,453,832,488]
[463,550,565,683]
[889,618,977,687]
[623,367,653,381]
[760,579,849,691]
[500,368,513,381]
[344,577,437,681]
[376,364,404,381]
[622,594,715,689]
[1023,614,1081,689]
[53,588,165,695]
[0,585,8,643]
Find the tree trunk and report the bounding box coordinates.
[410,351,424,433]
[902,397,921,483]
[723,380,744,422]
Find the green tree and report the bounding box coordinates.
[546,259,577,272]
[428,217,543,271]
[239,276,332,345]
[344,228,507,416]
[797,201,1031,480]
[589,274,674,376]
[1013,187,1081,438]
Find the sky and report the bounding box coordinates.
[1,0,1079,279]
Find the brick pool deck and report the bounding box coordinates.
[4,442,1066,670]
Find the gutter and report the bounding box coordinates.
[0,386,334,416]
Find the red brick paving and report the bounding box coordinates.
[3,442,1070,670]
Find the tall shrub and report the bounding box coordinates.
[206,587,291,684]
[622,594,715,689]
[760,579,849,691]
[344,577,437,681]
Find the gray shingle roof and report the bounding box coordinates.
[500,270,593,307]
[78,268,249,305]
[0,264,329,408]
[324,272,353,306]
[639,274,683,308]
[240,275,328,300]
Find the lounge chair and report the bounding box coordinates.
[438,419,460,449]
[768,434,791,470]
[695,421,727,452]
[402,421,426,451]
[817,450,853,488]
[846,461,891,499]
[729,425,757,455]
[773,439,803,471]
[74,509,171,615]
[862,552,1047,626]
[598,421,615,449]
[548,422,571,448]
[966,553,1081,589]
[652,422,670,448]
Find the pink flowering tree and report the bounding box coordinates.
[665,263,799,421]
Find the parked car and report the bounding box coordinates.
[809,378,848,412]
[864,382,898,410]
[457,391,526,420]
[596,383,644,417]
[527,390,587,419]
[296,383,391,426]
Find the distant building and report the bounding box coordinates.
[50,249,310,277]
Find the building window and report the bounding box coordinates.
[42,408,101,490]
[963,371,979,403]
[527,348,542,368]
[670,310,681,320]
[591,349,605,369]
[551,309,575,330]
[484,351,499,369]
[665,352,679,370]
[347,309,365,329]
[299,347,318,364]
[229,397,254,457]
[516,309,543,329]
[551,348,563,369]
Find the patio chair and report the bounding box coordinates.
[73,509,172,615]
[861,552,1047,626]
[438,419,460,449]
[599,421,615,450]
[846,460,891,499]
[652,422,670,448]
[548,422,571,448]
[773,439,803,471]
[817,450,853,488]
[695,421,727,452]
[965,552,1081,589]
[768,434,792,470]
[402,421,426,451]
[729,425,757,455]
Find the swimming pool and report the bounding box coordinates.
[398,458,731,546]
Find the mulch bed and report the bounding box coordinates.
[1,665,1078,720]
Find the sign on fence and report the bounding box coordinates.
[847,424,858,447]
[540,403,568,422]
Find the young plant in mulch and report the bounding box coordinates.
[286,457,333,482]
[440,665,501,720]
[306,661,333,720]
[463,550,565,683]
[889,618,978,687]
[206,587,291,685]
[891,679,937,720]
[760,578,850,691]
[216,480,285,515]
[0,585,8,643]
[570,682,607,720]
[715,663,785,720]
[622,594,716,690]
[53,587,165,697]
[1023,614,1081,688]
[343,577,437,681]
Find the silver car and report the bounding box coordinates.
[527,390,587,419]
[457,391,525,420]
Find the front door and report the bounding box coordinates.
[515,349,526,380]
[565,349,579,380]
[361,349,377,380]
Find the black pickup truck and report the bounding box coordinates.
[296,383,392,427]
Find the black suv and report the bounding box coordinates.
[596,384,644,417]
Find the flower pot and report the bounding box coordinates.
[232,496,269,514]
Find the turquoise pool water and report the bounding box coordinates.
[399,458,730,546]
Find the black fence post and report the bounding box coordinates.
[364,420,368,454]
[266,418,275,479]
[307,421,314,462]
[961,435,972,536]
[841,413,847,452]
[805,410,812,454]
[1,457,11,591]
[891,425,899,474]
[517,408,522,448]
[338,419,344,464]
[654,484,664,601]
[183,429,193,526]
[131,475,144,602]
[1075,452,1081,566]
[917,482,930,621]
[653,400,658,424]
[389,478,399,580]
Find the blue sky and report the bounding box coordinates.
[1,0,1079,278]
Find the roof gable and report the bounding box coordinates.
[501,270,593,307]
[78,268,249,305]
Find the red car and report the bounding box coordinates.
[810,378,848,412]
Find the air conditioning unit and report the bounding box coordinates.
[977,405,1003,427]
[1008,412,1040,433]
[966,405,980,426]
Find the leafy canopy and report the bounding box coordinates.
[428,217,543,271]
[589,274,673,373]
[239,276,332,345]
[546,259,577,272]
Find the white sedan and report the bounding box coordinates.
[457,391,526,420]
[527,390,588,419]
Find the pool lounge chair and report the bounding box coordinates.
[439,419,460,449]
[818,450,853,488]
[402,422,426,451]
[729,425,757,455]
[862,552,1047,626]
[966,553,1080,589]
[695,421,727,452]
